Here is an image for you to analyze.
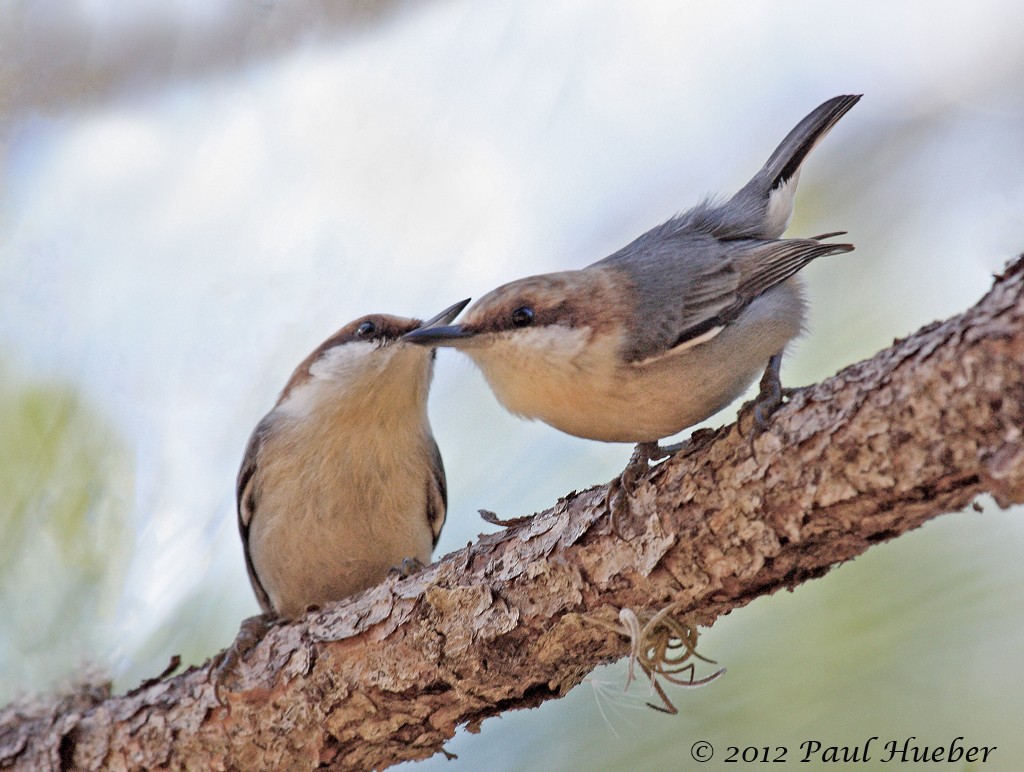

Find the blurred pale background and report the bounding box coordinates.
[2,1,1023,769]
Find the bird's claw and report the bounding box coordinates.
[388,557,426,579]
[214,613,277,703]
[609,441,669,534]
[745,353,794,458]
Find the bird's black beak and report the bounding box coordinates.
[403,323,475,346]
[417,296,468,329]
[404,299,474,345]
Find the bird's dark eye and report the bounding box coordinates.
[511,306,535,328]
[356,320,377,337]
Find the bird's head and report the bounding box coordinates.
[274,298,470,418]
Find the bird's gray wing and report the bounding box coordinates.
[602,229,852,363]
[597,227,742,362]
[424,436,447,548]
[237,417,275,614]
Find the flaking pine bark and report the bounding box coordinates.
[3,256,1024,771]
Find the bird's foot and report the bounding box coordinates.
[742,353,795,458]
[607,429,718,534]
[388,557,426,579]
[214,613,278,702]
[609,441,667,535]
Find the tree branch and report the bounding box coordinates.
[4,256,1024,770]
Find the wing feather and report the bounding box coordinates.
[604,231,852,363]
[424,436,447,547]
[237,417,275,614]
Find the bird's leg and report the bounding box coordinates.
[608,441,661,534]
[608,429,720,533]
[752,353,785,429]
[745,353,796,455]
[214,612,279,700]
[623,441,662,489]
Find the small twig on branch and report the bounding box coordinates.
[3,256,1024,771]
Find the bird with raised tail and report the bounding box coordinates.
[404,95,860,463]
[237,298,469,620]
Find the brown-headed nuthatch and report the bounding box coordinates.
[236,299,469,620]
[404,95,860,461]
